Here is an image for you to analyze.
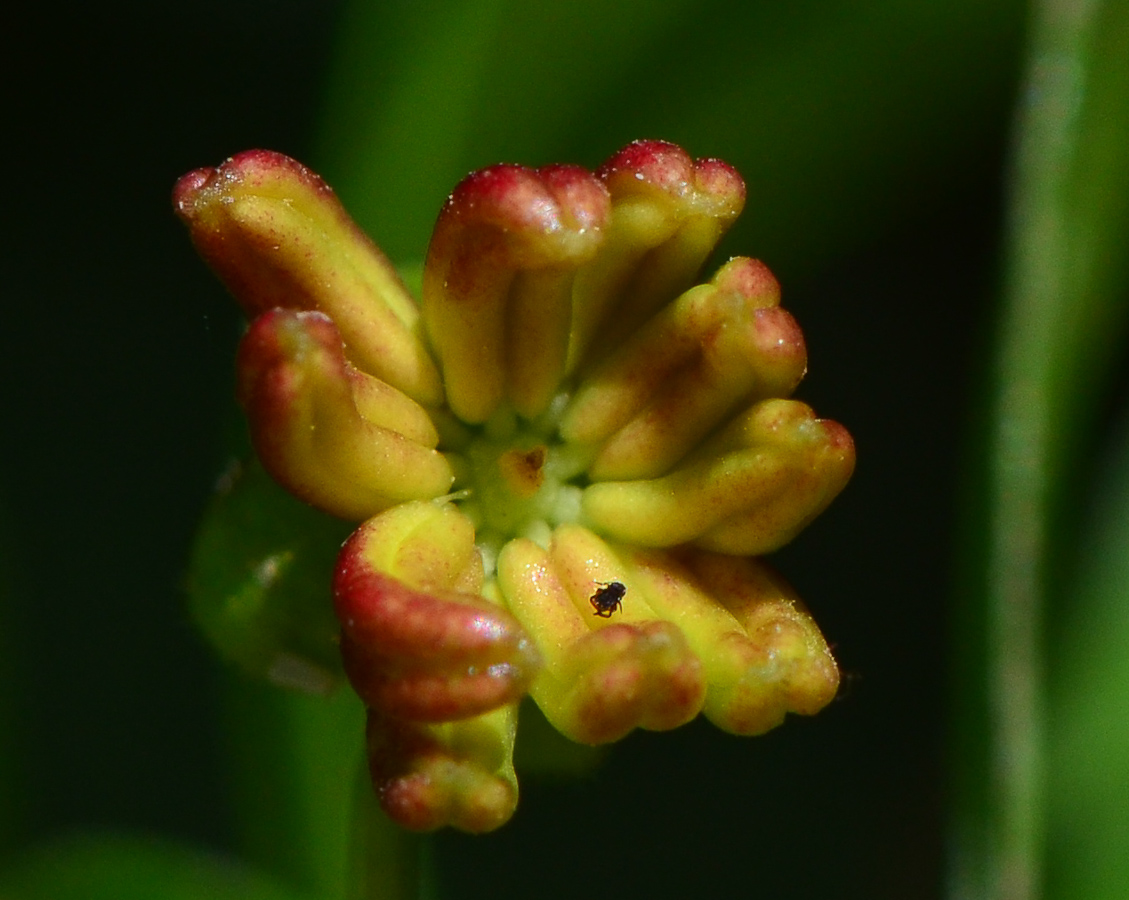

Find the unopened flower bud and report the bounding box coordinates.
[562,256,805,480]
[568,140,746,371]
[422,164,610,423]
[622,545,839,735]
[581,399,855,554]
[678,549,840,733]
[497,530,705,744]
[174,150,442,404]
[334,502,541,720]
[366,705,518,833]
[237,309,453,521]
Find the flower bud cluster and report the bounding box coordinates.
[175,141,854,832]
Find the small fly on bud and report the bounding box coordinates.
[589,581,626,618]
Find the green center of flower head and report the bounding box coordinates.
[459,407,582,557]
[174,140,857,835]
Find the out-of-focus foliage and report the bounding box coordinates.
[0,832,307,900]
[188,461,350,690]
[317,0,1025,278]
[949,0,1129,895]
[1047,413,1129,900]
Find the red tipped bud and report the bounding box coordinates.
[562,257,805,480]
[366,706,518,833]
[568,140,747,369]
[581,399,854,554]
[422,164,610,422]
[236,309,453,521]
[334,503,541,721]
[174,150,442,404]
[496,532,705,744]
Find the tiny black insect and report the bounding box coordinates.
[589,581,626,618]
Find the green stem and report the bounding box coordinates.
[951,0,1129,896]
[345,759,428,900]
[224,678,364,898]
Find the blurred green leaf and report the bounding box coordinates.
[950,0,1129,895]
[344,767,429,900]
[0,832,309,900]
[221,679,429,900]
[317,0,1024,278]
[223,681,366,899]
[188,459,383,896]
[187,459,353,694]
[1048,414,1129,899]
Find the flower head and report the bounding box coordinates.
[175,141,854,833]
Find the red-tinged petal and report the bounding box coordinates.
[334,571,534,677]
[563,256,804,480]
[549,621,705,744]
[337,500,485,594]
[174,150,442,404]
[236,309,453,521]
[597,140,744,204]
[422,164,610,422]
[334,505,540,721]
[568,140,747,370]
[334,504,503,660]
[366,707,518,833]
[693,413,856,555]
[341,635,529,722]
[586,305,807,481]
[712,255,781,304]
[617,545,837,735]
[496,535,705,745]
[676,550,840,733]
[581,400,854,553]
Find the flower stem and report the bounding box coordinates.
[223,677,364,898]
[345,760,428,900]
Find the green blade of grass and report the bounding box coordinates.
[950,0,1129,896]
[1047,412,1129,899]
